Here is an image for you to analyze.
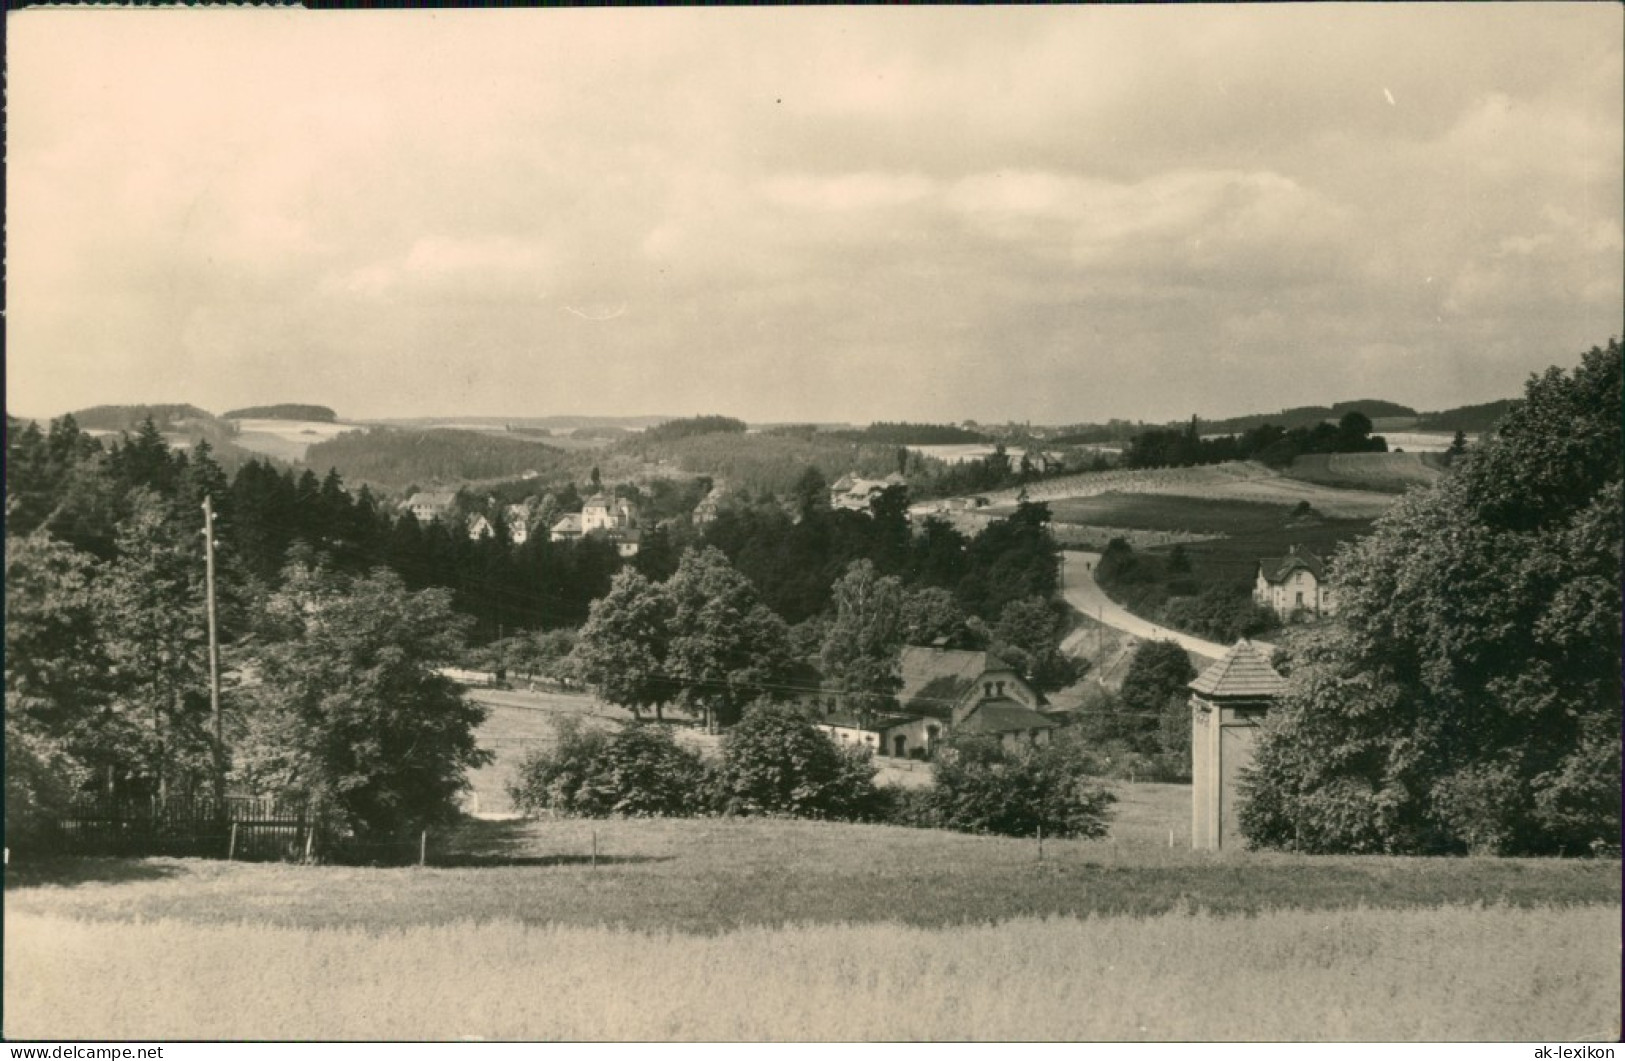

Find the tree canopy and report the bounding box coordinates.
[1241,340,1622,855]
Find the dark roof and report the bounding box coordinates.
[897,646,1021,716]
[1189,640,1286,700]
[955,700,1058,735]
[1258,549,1328,584]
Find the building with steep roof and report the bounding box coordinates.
[1189,639,1286,850]
[403,490,458,524]
[1253,546,1335,619]
[898,646,1042,720]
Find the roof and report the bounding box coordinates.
[406,490,458,509]
[898,646,1021,716]
[583,493,611,508]
[1258,549,1328,584]
[954,700,1058,735]
[1189,639,1286,700]
[551,514,583,534]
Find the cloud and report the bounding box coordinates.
[5,6,1621,423]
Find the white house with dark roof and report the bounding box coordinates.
[403,490,458,524]
[1253,546,1335,619]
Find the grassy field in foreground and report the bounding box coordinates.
[7,904,1618,1041]
[7,813,1617,935]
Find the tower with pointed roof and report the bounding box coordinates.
[1189,639,1286,850]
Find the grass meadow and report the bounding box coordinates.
[8,903,1618,1041]
[6,805,1620,1041]
[7,692,1620,1042]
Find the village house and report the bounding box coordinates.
[1253,546,1336,619]
[829,472,907,513]
[505,503,535,545]
[691,484,727,526]
[403,489,458,524]
[808,646,1054,758]
[553,493,641,556]
[466,514,494,541]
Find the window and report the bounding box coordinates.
[996,681,1005,697]
[1296,591,1304,606]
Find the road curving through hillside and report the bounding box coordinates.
[1060,550,1273,663]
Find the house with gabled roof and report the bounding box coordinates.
[1253,546,1335,619]
[829,472,907,513]
[403,490,458,524]
[1189,639,1286,850]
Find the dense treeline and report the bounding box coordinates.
[67,404,220,433]
[305,428,573,489]
[640,415,748,443]
[1413,398,1521,433]
[6,414,492,851]
[1125,412,1387,470]
[699,471,1063,629]
[221,404,337,422]
[829,421,991,445]
[1242,341,1622,856]
[1196,400,1415,436]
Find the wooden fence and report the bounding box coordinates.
[48,794,310,862]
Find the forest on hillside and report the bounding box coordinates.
[305,428,575,489]
[222,404,338,422]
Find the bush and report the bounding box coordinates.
[508,718,711,818]
[713,703,883,820]
[921,736,1115,838]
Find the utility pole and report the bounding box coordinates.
[203,496,226,815]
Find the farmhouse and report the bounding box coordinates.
[810,647,1052,758]
[1189,639,1286,850]
[403,490,457,524]
[691,484,727,526]
[549,513,584,542]
[1253,546,1336,619]
[830,472,906,513]
[466,515,494,541]
[898,646,1044,718]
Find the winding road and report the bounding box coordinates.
[1060,551,1271,662]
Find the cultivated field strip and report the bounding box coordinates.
[6,904,1618,1041]
[962,461,1397,519]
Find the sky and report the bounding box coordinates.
[7,5,1622,425]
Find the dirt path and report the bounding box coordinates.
[1061,551,1271,662]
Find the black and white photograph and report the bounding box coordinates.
[4,3,1622,1044]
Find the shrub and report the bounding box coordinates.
[713,703,883,820]
[923,736,1115,838]
[509,718,711,818]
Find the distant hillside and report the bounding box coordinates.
[1199,400,1417,435]
[223,403,337,422]
[642,415,748,444]
[305,427,574,489]
[829,421,992,445]
[1414,399,1521,433]
[611,430,902,497]
[70,403,218,433]
[369,414,672,432]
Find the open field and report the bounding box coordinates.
[1146,519,1378,584]
[1039,493,1294,537]
[976,461,1397,520]
[1284,452,1443,493]
[228,418,365,463]
[8,903,1617,1041]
